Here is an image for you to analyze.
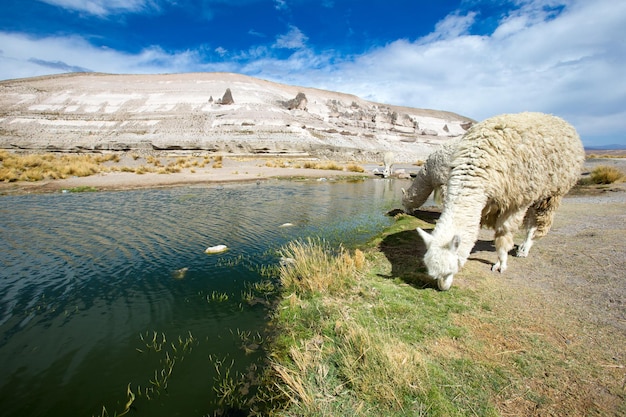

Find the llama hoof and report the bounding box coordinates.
[491,262,507,273]
[516,244,531,257]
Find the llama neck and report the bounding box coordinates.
[435,181,487,260]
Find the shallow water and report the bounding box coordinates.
[0,178,406,416]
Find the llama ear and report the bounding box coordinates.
[448,235,461,252]
[416,228,433,248]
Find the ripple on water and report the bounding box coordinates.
[0,179,407,416]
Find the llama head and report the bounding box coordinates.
[416,228,460,291]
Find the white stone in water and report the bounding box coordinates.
[279,222,294,227]
[205,244,228,254]
[172,267,189,280]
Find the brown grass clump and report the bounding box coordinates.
[316,161,343,171]
[345,163,365,173]
[0,151,103,182]
[278,238,364,296]
[586,152,626,159]
[589,165,624,184]
[146,155,162,167]
[93,154,120,163]
[301,161,344,171]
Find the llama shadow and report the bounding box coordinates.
[469,239,497,266]
[378,208,443,289]
[378,227,438,289]
[381,209,502,285]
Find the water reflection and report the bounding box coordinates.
[0,178,408,416]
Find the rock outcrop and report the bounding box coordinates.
[283,92,308,111]
[219,88,234,105]
[0,72,474,161]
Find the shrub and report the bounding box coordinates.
[589,165,624,184]
[345,163,365,173]
[0,152,106,181]
[278,238,364,296]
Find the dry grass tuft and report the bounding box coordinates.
[0,151,103,182]
[589,165,624,184]
[278,238,364,296]
[345,163,365,173]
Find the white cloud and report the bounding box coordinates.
[305,0,626,145]
[273,26,308,50]
[274,0,288,11]
[37,0,154,16]
[1,0,624,145]
[422,11,477,41]
[0,32,234,79]
[248,29,265,38]
[214,46,228,57]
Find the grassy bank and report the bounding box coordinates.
[263,214,624,416]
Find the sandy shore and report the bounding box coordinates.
[1,154,625,196]
[0,156,404,195]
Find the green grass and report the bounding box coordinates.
[260,218,507,416]
[66,186,98,193]
[257,213,623,416]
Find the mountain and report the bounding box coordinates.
[0,72,473,162]
[585,144,626,151]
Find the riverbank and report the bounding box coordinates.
[2,151,624,196]
[0,154,395,195]
[265,187,626,416]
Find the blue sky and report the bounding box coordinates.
[0,0,624,147]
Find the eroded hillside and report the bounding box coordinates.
[0,72,473,161]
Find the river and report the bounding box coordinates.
[0,178,406,416]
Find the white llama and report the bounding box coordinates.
[402,139,459,211]
[383,151,394,178]
[416,112,584,290]
[404,137,558,262]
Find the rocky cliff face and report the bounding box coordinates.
[0,72,473,161]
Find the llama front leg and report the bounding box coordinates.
[492,230,515,273]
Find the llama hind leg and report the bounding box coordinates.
[517,206,537,258]
[517,226,537,257]
[516,196,561,257]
